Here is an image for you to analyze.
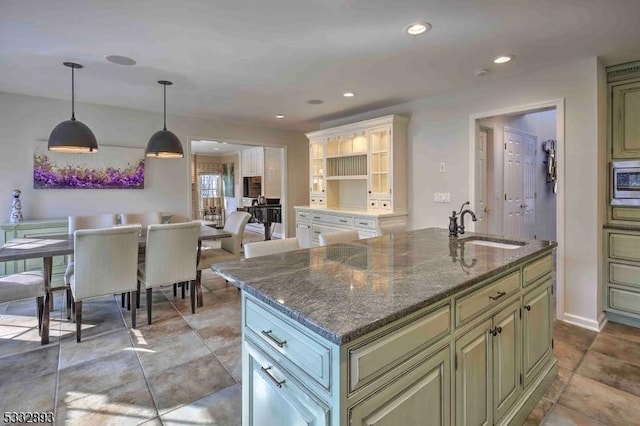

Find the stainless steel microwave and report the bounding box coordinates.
[611,160,640,206]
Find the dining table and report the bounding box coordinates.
[0,224,232,344]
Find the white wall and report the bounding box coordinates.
[0,91,308,237]
[320,57,606,330]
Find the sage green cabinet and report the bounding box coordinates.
[611,80,640,159]
[455,300,521,426]
[605,228,640,326]
[244,340,330,426]
[349,346,450,426]
[522,280,553,388]
[0,219,68,288]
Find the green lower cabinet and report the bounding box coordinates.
[522,280,553,387]
[349,346,451,426]
[244,340,330,426]
[455,300,521,426]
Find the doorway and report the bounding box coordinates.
[469,99,565,320]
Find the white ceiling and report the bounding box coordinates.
[1,0,639,132]
[191,140,249,156]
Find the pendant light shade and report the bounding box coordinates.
[145,80,183,158]
[48,62,98,153]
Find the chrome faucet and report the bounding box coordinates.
[449,201,478,237]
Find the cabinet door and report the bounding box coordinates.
[350,346,450,426]
[242,150,252,176]
[296,223,312,249]
[245,341,330,426]
[253,147,264,176]
[612,80,640,158]
[455,318,492,426]
[492,301,521,422]
[522,281,553,387]
[309,140,325,195]
[369,126,391,197]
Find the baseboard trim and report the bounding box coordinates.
[561,312,602,332]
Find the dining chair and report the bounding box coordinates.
[244,237,300,259]
[376,223,407,236]
[0,270,48,345]
[196,211,250,299]
[119,212,163,227]
[137,221,200,322]
[318,229,360,246]
[69,226,140,342]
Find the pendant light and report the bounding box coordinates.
[48,62,98,153]
[145,80,183,158]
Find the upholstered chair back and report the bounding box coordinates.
[141,222,200,289]
[120,212,163,228]
[319,229,360,246]
[220,211,251,256]
[244,237,300,259]
[376,223,407,236]
[68,214,118,234]
[71,226,140,301]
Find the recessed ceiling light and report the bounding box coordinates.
[307,99,323,105]
[105,55,136,66]
[493,55,514,64]
[276,114,285,119]
[474,68,489,76]
[404,22,432,36]
[343,92,355,98]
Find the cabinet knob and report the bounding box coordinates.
[368,190,372,194]
[524,305,531,311]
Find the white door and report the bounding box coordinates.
[475,129,488,233]
[523,135,537,239]
[503,130,524,238]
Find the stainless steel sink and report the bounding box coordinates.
[460,237,525,250]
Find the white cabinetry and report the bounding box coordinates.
[242,147,264,177]
[305,115,408,213]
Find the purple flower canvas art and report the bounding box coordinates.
[33,143,145,189]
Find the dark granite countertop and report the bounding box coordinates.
[212,228,556,345]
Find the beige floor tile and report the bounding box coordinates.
[59,329,132,369]
[137,417,163,426]
[577,350,640,397]
[196,316,241,353]
[147,354,235,414]
[161,384,241,426]
[590,332,640,366]
[558,373,640,425]
[184,303,240,331]
[136,331,211,377]
[542,366,572,403]
[0,324,61,358]
[554,321,597,351]
[214,341,242,383]
[524,397,553,425]
[542,404,605,425]
[0,371,56,413]
[212,286,242,303]
[57,350,145,405]
[0,344,58,383]
[554,340,586,371]
[601,321,640,344]
[171,290,225,316]
[56,379,156,426]
[129,315,193,348]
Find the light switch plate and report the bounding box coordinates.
[434,192,451,203]
[439,162,446,173]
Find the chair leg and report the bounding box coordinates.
[196,278,203,308]
[190,279,196,314]
[36,296,44,335]
[41,292,50,345]
[131,291,137,329]
[181,281,186,299]
[146,288,153,325]
[75,300,82,343]
[126,292,131,311]
[66,288,72,320]
[173,283,177,297]
[121,293,125,308]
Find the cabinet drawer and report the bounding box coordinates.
[523,255,552,287]
[368,199,379,209]
[612,207,640,222]
[609,232,640,262]
[310,196,325,207]
[296,211,311,221]
[455,271,520,327]
[245,297,332,390]
[349,304,450,392]
[379,199,392,211]
[323,214,354,227]
[609,287,640,316]
[609,262,640,289]
[354,218,376,229]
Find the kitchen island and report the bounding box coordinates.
[213,228,557,426]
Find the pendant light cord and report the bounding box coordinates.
[163,83,167,131]
[71,65,76,121]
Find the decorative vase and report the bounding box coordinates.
[10,189,23,223]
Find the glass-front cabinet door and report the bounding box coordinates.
[310,139,325,195]
[369,126,391,196]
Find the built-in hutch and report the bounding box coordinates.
[297,115,408,246]
[604,60,640,327]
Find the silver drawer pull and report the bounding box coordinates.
[313,216,321,220]
[358,222,368,226]
[489,291,506,301]
[261,330,287,347]
[261,366,286,388]
[339,219,348,223]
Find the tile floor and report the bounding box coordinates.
[2,255,640,424]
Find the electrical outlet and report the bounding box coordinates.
[439,162,446,173]
[443,192,451,203]
[434,192,451,203]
